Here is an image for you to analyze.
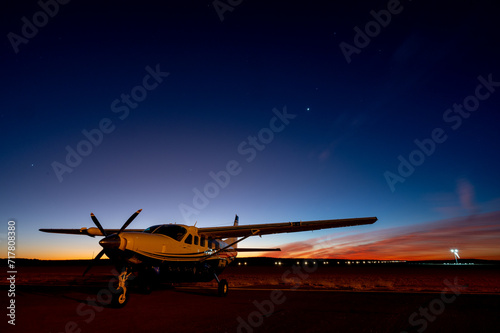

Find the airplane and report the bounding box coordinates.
[40,210,377,307]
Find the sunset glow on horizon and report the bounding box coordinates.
[258,211,500,261]
[14,211,499,262]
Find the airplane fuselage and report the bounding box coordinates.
[104,224,237,283]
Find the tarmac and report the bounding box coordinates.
[2,263,500,332]
[3,284,500,332]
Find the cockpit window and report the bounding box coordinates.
[143,225,161,234]
[144,225,187,242]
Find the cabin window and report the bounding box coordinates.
[194,236,199,246]
[208,238,215,249]
[185,234,193,245]
[200,237,205,247]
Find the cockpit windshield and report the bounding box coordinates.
[143,224,187,242]
[143,225,161,234]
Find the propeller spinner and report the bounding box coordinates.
[83,209,142,276]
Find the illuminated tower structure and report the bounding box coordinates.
[450,249,460,264]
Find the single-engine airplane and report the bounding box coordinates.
[40,210,377,306]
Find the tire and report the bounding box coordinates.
[218,279,228,297]
[111,287,129,308]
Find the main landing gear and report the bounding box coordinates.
[213,272,228,297]
[111,268,133,307]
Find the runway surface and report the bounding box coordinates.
[4,284,500,332]
[3,264,500,332]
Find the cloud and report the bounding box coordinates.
[457,178,478,213]
[427,178,480,217]
[260,211,500,260]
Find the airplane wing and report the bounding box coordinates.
[40,217,377,238]
[39,227,144,237]
[198,217,377,239]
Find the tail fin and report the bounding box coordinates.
[225,214,239,248]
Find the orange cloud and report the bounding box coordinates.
[260,211,500,260]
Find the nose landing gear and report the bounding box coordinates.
[111,268,133,307]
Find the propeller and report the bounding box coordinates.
[83,249,105,276]
[118,209,142,234]
[90,213,107,237]
[83,209,142,276]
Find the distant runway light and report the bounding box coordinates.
[451,249,460,264]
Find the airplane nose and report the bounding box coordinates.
[99,234,121,249]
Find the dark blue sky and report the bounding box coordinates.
[1,0,499,259]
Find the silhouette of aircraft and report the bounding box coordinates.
[40,210,377,306]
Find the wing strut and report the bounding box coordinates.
[200,231,259,262]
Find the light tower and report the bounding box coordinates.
[450,249,460,264]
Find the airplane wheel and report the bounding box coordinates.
[218,279,228,297]
[111,287,129,308]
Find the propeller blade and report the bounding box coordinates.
[83,249,105,276]
[118,209,142,234]
[90,213,107,237]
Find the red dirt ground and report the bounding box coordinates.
[2,264,499,332]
